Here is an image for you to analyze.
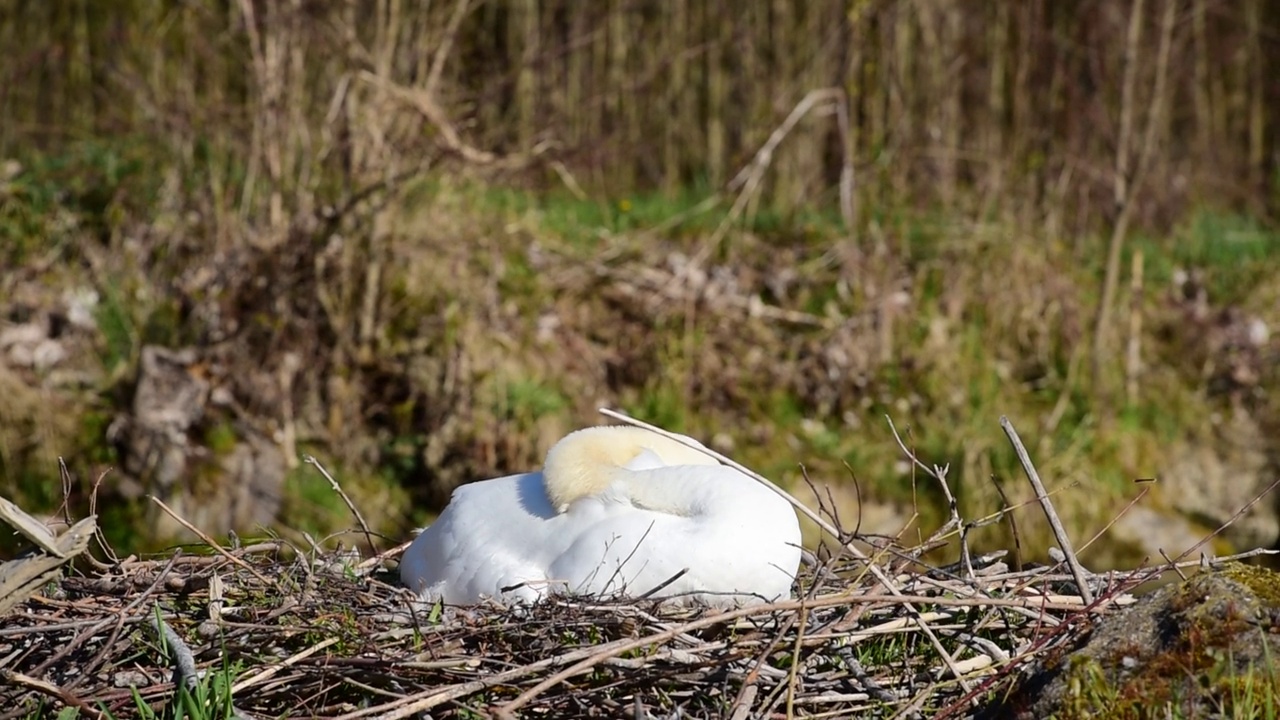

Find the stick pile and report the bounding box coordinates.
[5,412,1249,719]
[1,534,1142,720]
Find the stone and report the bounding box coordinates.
[989,564,1280,718]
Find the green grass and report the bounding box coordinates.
[103,658,243,720]
[30,610,249,720]
[93,281,138,373]
[407,175,853,249]
[1130,209,1280,304]
[1054,655,1280,720]
[2,140,165,252]
[279,463,352,536]
[502,377,569,421]
[623,381,689,436]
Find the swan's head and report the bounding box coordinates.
[542,426,719,512]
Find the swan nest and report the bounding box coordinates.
[1,504,1183,720]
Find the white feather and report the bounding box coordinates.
[399,426,802,607]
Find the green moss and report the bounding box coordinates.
[1219,564,1280,607]
[202,421,239,456]
[280,464,350,535]
[1044,570,1280,720]
[94,282,137,373]
[1055,652,1280,720]
[502,377,568,421]
[139,298,187,348]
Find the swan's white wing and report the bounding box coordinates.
[400,471,569,604]
[551,464,802,605]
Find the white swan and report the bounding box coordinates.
[399,425,801,607]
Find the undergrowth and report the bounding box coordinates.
[2,142,1280,568]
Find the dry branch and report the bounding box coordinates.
[0,496,69,558]
[0,506,96,615]
[359,71,551,170]
[305,454,376,552]
[999,417,1095,604]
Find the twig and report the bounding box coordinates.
[934,577,1142,720]
[492,587,1103,718]
[999,416,1094,604]
[232,637,340,694]
[57,457,74,528]
[0,524,1156,720]
[1,671,104,719]
[991,476,1023,572]
[0,515,97,615]
[1079,486,1150,554]
[1092,0,1176,387]
[360,71,551,170]
[29,553,183,677]
[305,455,376,552]
[88,467,122,569]
[636,569,690,600]
[729,573,817,715]
[148,496,274,586]
[1159,550,1187,581]
[728,681,759,720]
[424,0,471,97]
[336,636,647,720]
[838,648,900,704]
[356,537,415,574]
[0,494,65,557]
[694,88,849,267]
[340,588,1099,720]
[1171,475,1280,565]
[890,415,962,543]
[784,605,810,716]
[496,603,802,717]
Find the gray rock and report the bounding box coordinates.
[990,564,1280,718]
[1159,409,1278,551]
[111,345,285,540]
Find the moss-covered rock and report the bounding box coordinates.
[991,564,1280,719]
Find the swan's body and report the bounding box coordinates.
[400,426,801,607]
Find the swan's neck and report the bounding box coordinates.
[542,426,716,512]
[616,474,702,517]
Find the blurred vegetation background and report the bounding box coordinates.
[1,0,1278,566]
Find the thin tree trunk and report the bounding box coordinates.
[706,0,727,186]
[1092,0,1145,393]
[1192,0,1211,174]
[1093,0,1175,399]
[1246,0,1264,192]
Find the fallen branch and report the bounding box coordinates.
[1000,416,1095,604]
[0,506,96,615]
